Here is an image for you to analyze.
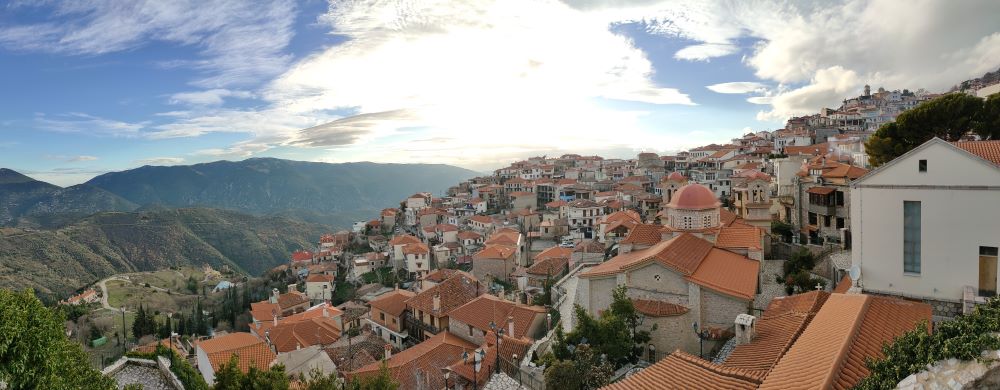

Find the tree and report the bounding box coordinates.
[776,249,826,294]
[557,286,653,366]
[187,276,199,294]
[544,360,583,390]
[345,361,399,390]
[213,355,290,390]
[542,345,612,390]
[866,93,997,166]
[771,221,793,243]
[299,368,339,390]
[0,289,116,390]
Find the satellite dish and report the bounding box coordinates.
[849,265,861,281]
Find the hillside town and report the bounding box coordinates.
[74,85,1000,389]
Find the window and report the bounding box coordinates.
[808,212,817,225]
[903,201,921,274]
[824,215,831,227]
[836,217,845,229]
[836,191,845,206]
[380,312,385,321]
[469,324,474,336]
[918,159,927,172]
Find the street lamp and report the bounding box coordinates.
[463,349,486,390]
[692,322,711,358]
[648,344,656,362]
[489,321,506,375]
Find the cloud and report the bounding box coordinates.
[675,43,738,61]
[169,89,255,106]
[135,157,184,166]
[706,82,768,94]
[294,110,419,148]
[43,155,99,162]
[34,113,146,137]
[756,66,860,121]
[0,1,297,87]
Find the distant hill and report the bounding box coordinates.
[0,169,138,226]
[86,158,478,227]
[0,208,327,299]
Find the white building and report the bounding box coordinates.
[850,138,1000,318]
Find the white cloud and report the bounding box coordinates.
[35,113,147,137]
[169,89,255,106]
[44,155,99,162]
[0,1,296,87]
[675,43,738,61]
[135,157,184,166]
[706,82,768,94]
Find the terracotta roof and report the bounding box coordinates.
[447,295,546,340]
[275,292,309,311]
[720,208,739,226]
[389,235,421,246]
[198,332,275,373]
[758,294,931,390]
[568,199,601,208]
[291,250,313,262]
[582,233,714,278]
[784,144,829,156]
[806,186,836,195]
[348,332,477,390]
[821,163,868,179]
[602,350,758,390]
[715,226,764,250]
[486,229,521,246]
[406,273,481,316]
[457,230,482,240]
[402,242,429,255]
[631,298,689,317]
[526,256,569,276]
[250,301,280,323]
[574,239,605,253]
[954,140,1000,165]
[666,171,686,181]
[448,332,533,385]
[423,269,474,283]
[473,245,517,261]
[620,223,663,246]
[305,274,334,283]
[369,289,416,317]
[533,246,572,262]
[721,292,830,378]
[545,200,568,208]
[686,248,759,301]
[268,316,342,353]
[831,274,851,294]
[668,184,720,210]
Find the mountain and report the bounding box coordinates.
[0,208,327,299]
[0,170,138,227]
[86,158,479,227]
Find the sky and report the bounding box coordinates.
[0,0,998,186]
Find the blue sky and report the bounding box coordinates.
[0,0,998,185]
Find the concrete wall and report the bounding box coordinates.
[852,140,1000,303]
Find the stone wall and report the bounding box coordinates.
[699,288,749,329]
[896,350,1000,390]
[626,263,688,296]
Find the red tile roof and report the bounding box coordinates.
[369,289,416,317]
[389,235,421,246]
[267,316,342,353]
[620,224,663,246]
[447,295,546,340]
[526,256,569,276]
[715,226,764,250]
[602,350,758,390]
[305,274,334,283]
[348,332,477,390]
[581,233,714,278]
[198,332,275,373]
[291,250,313,262]
[402,242,430,255]
[954,139,1000,165]
[406,273,481,316]
[686,248,760,301]
[631,298,689,317]
[533,246,572,262]
[473,245,516,261]
[457,230,482,240]
[758,294,931,390]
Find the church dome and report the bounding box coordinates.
[668,183,720,210]
[667,172,686,182]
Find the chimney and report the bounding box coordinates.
[270,288,279,304]
[383,344,392,360]
[273,309,279,328]
[507,316,515,337]
[734,314,756,345]
[432,293,441,312]
[288,284,298,293]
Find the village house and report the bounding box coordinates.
[468,214,494,232]
[347,332,477,390]
[304,273,335,303]
[731,171,775,232]
[403,242,432,278]
[850,138,1000,318]
[380,208,398,232]
[388,234,421,269]
[447,294,548,346]
[367,289,416,349]
[795,157,868,246]
[253,303,343,353]
[196,332,275,386]
[250,287,310,324]
[404,272,482,342]
[567,199,605,235]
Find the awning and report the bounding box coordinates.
[806,186,836,195]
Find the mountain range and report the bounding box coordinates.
[0,158,478,296]
[2,158,478,228]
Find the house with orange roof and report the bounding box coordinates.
[731,171,774,232]
[380,208,398,232]
[195,332,276,386]
[472,244,518,283]
[304,273,335,303]
[468,214,494,232]
[250,287,310,325]
[601,291,930,390]
[447,294,548,346]
[850,138,1000,317]
[404,272,482,342]
[388,234,421,267]
[597,210,642,244]
[368,289,416,349]
[62,288,99,305]
[347,332,478,390]
[402,242,431,278]
[794,156,867,245]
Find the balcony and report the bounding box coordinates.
[808,202,837,216]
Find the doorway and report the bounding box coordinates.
[979,246,999,297]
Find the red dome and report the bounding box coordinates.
[668,183,720,210]
[667,172,686,182]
